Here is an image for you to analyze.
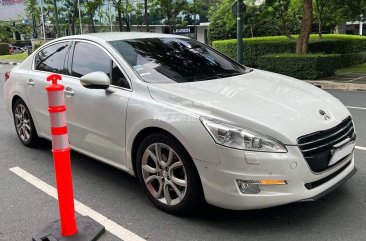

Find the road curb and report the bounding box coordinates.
[307,80,366,91]
[0,61,21,66]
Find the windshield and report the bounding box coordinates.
[109,38,246,83]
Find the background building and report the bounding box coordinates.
[0,0,26,21]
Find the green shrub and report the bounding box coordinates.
[339,52,366,67]
[33,43,43,51]
[0,43,9,55]
[10,40,31,48]
[258,54,341,80]
[213,34,366,67]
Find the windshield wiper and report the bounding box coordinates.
[216,72,242,78]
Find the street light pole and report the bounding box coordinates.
[360,15,364,36]
[53,0,60,37]
[236,0,244,64]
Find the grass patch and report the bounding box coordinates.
[0,53,28,61]
[337,63,366,73]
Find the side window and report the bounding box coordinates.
[111,62,130,89]
[35,42,69,74]
[71,42,111,78]
[71,41,130,89]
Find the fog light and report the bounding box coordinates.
[260,179,287,185]
[236,179,287,194]
[236,180,260,194]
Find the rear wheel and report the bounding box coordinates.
[136,133,203,215]
[13,99,40,147]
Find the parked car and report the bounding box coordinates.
[9,45,25,54]
[3,33,357,214]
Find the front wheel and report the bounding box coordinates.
[136,133,203,215]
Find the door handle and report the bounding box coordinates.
[26,79,35,87]
[64,87,75,97]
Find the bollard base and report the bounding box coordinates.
[32,216,105,241]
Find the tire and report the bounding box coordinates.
[12,99,40,147]
[136,132,203,215]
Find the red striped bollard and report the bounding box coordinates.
[46,73,78,237]
[32,73,105,241]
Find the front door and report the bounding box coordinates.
[64,41,131,166]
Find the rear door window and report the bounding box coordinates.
[34,42,70,74]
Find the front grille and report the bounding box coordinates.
[297,117,355,172]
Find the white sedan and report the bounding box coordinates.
[3,32,357,214]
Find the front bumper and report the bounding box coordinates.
[298,166,357,202]
[194,145,356,210]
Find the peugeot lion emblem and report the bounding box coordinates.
[319,110,331,120]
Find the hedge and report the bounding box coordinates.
[258,54,341,80]
[0,43,9,55]
[212,34,366,67]
[339,52,366,67]
[10,40,31,48]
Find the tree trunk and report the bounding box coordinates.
[318,20,322,38]
[118,8,123,31]
[71,1,78,35]
[144,0,149,32]
[296,0,313,55]
[88,12,96,33]
[85,0,96,33]
[123,16,131,31]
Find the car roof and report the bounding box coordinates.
[56,32,188,42]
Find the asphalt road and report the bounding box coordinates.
[1,64,365,241]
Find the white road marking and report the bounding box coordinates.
[356,146,366,151]
[346,75,366,82]
[9,166,146,241]
[347,106,366,110]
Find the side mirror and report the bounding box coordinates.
[80,71,110,89]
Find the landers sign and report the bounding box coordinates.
[1,0,24,5]
[171,27,194,35]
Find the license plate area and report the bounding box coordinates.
[329,139,355,166]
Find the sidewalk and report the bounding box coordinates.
[0,60,22,65]
[308,73,366,91]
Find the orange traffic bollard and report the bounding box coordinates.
[46,73,78,236]
[32,73,105,241]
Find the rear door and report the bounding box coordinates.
[26,41,71,137]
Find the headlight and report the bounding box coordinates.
[200,117,287,153]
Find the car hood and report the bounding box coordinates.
[148,69,351,145]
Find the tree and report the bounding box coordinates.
[112,0,133,31]
[0,21,13,42]
[296,0,312,55]
[208,0,236,42]
[63,0,79,35]
[314,0,366,37]
[24,0,40,38]
[84,0,103,33]
[160,0,188,33]
[265,0,296,39]
[144,0,149,31]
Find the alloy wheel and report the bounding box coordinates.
[14,104,31,142]
[141,143,187,206]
